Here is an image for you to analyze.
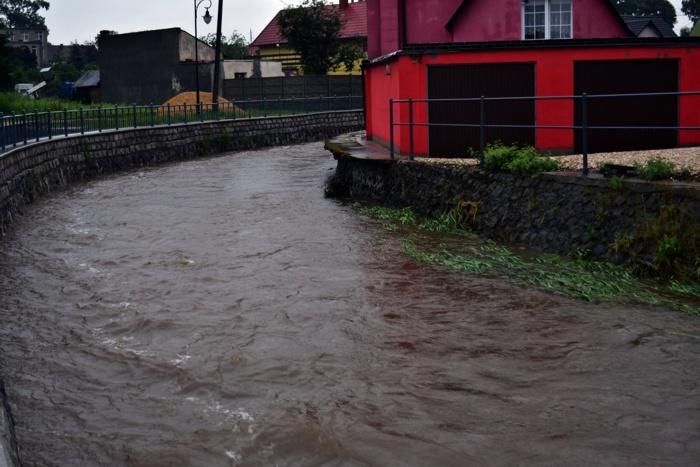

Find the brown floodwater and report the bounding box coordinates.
[0,142,699,467]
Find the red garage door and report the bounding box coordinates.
[428,63,536,157]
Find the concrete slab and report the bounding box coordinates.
[325,131,409,161]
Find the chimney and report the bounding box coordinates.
[340,0,348,9]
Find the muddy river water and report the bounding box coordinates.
[0,143,698,466]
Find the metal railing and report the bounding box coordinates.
[389,91,700,175]
[0,96,363,155]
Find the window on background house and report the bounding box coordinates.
[36,31,43,41]
[22,32,29,42]
[523,0,572,40]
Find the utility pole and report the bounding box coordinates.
[212,0,224,112]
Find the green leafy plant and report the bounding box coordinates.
[504,146,559,176]
[610,175,625,191]
[634,156,676,181]
[482,143,520,171]
[483,144,559,176]
[658,234,682,261]
[574,248,592,261]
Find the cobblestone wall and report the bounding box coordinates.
[0,111,364,236]
[329,156,700,276]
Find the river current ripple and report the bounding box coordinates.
[0,143,698,466]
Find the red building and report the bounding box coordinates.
[363,0,700,156]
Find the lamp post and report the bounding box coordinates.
[211,0,224,112]
[194,0,212,109]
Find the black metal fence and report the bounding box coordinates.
[389,91,700,175]
[0,96,363,155]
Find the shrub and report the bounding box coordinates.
[634,156,676,181]
[483,144,559,176]
[482,143,520,171]
[505,146,559,176]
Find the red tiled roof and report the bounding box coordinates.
[250,1,367,49]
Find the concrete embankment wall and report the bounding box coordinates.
[329,156,700,275]
[0,110,364,466]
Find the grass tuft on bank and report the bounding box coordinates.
[354,203,700,315]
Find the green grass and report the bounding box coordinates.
[0,92,104,114]
[354,203,700,315]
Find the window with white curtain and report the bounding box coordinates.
[523,0,572,40]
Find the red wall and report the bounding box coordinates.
[365,45,700,155]
[451,0,628,42]
[404,0,460,45]
[368,0,631,58]
[450,0,523,42]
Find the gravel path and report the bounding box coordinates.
[417,146,700,178]
[558,146,700,173]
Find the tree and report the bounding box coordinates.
[682,0,699,23]
[0,0,50,28]
[69,42,84,70]
[0,34,14,90]
[612,0,677,26]
[201,31,249,59]
[277,0,363,75]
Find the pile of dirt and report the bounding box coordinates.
[163,92,229,107]
[159,92,244,116]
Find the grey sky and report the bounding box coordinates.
[44,0,694,46]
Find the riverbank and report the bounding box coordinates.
[325,136,700,282]
[0,381,18,467]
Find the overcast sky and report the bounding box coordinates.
[44,0,694,45]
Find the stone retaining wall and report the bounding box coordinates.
[0,111,364,236]
[0,110,363,466]
[329,156,700,277]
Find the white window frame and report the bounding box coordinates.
[22,32,29,42]
[36,31,43,41]
[522,0,573,40]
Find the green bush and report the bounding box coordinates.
[634,156,676,181]
[483,144,559,176]
[482,143,520,171]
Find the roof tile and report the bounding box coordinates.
[250,1,367,48]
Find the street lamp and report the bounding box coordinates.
[194,0,212,109]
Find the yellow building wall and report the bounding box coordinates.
[257,45,364,76]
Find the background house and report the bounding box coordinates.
[98,28,216,104]
[48,43,98,66]
[621,15,677,38]
[249,0,367,76]
[0,26,50,67]
[222,59,284,79]
[73,69,100,103]
[363,0,700,156]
